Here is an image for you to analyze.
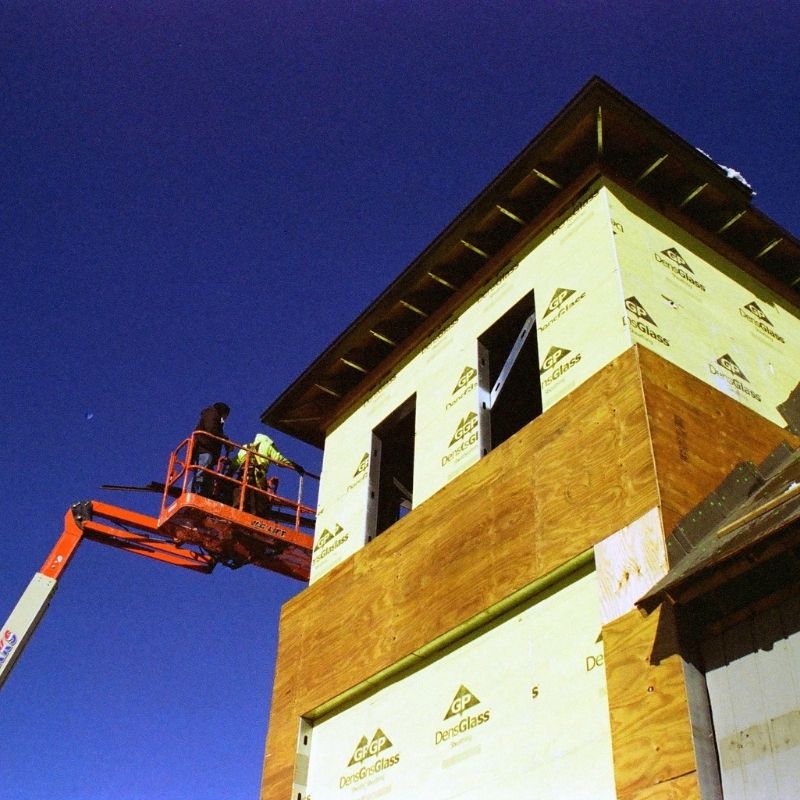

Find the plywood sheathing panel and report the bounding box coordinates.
[261,598,311,798]
[637,346,800,541]
[261,348,799,800]
[260,346,659,800]
[619,772,702,800]
[595,507,669,626]
[603,606,698,797]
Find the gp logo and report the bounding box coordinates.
[540,346,570,373]
[625,296,656,325]
[449,412,478,446]
[348,730,391,765]
[452,366,477,394]
[544,287,575,317]
[717,353,748,381]
[444,685,481,719]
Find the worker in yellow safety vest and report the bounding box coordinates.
[229,433,304,516]
[230,432,303,473]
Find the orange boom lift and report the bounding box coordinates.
[0,431,316,688]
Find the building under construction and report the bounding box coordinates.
[258,78,800,800]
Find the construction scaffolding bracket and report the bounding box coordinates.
[489,309,537,409]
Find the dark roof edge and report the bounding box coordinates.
[259,77,613,430]
[262,77,800,444]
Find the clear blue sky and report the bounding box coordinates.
[2,3,798,799]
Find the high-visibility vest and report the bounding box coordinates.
[231,433,291,472]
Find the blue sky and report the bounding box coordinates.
[2,2,799,798]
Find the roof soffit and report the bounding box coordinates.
[264,77,800,447]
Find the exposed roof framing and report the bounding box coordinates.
[263,77,800,447]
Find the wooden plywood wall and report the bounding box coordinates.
[638,346,799,537]
[603,606,702,800]
[602,347,798,800]
[260,345,799,800]
[261,346,659,800]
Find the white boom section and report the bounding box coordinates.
[0,572,58,690]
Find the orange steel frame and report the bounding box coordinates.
[41,501,214,581]
[41,432,315,583]
[159,432,315,579]
[161,432,312,530]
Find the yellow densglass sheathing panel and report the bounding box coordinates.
[538,273,629,410]
[532,188,629,411]
[310,361,421,583]
[304,569,615,800]
[311,484,368,582]
[312,185,633,575]
[414,343,481,506]
[310,424,373,582]
[607,182,800,426]
[359,376,419,430]
[315,423,370,516]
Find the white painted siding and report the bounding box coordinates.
[702,595,800,799]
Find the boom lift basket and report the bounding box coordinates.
[158,432,315,580]
[0,431,316,689]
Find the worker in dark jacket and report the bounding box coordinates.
[191,402,230,496]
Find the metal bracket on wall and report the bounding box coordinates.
[489,310,537,409]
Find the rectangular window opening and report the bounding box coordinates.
[366,395,416,541]
[478,290,542,452]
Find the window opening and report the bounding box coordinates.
[478,290,541,452]
[366,395,416,541]
[292,718,313,800]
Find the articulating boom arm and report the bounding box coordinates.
[0,501,214,690]
[1,430,317,689]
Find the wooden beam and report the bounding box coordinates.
[597,105,604,156]
[636,154,669,184]
[313,383,341,398]
[533,168,563,189]
[716,208,747,234]
[339,357,368,374]
[426,271,459,290]
[369,329,397,347]
[678,182,707,209]
[755,237,782,260]
[399,299,428,317]
[460,239,490,258]
[495,204,526,225]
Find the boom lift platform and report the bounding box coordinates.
[0,431,316,689]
